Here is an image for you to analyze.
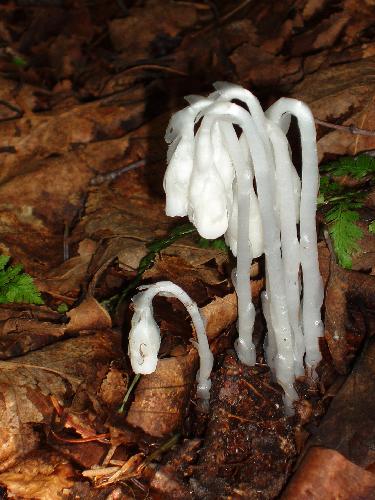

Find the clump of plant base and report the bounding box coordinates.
[130,83,324,415]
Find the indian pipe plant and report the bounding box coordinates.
[128,83,324,415]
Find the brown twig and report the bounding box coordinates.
[192,0,251,37]
[50,428,110,443]
[241,378,266,400]
[90,159,147,186]
[315,118,375,137]
[121,64,188,77]
[0,99,23,122]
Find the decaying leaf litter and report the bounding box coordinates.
[0,0,374,498]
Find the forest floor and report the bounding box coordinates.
[0,1,374,498]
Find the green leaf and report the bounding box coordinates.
[319,155,375,269]
[57,303,69,313]
[0,256,44,305]
[326,205,363,269]
[369,221,375,234]
[12,55,28,68]
[198,237,228,252]
[321,154,375,179]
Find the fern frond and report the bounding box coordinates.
[319,154,374,269]
[0,256,44,305]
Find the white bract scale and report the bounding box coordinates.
[164,98,212,217]
[128,291,161,374]
[188,122,230,239]
[161,83,324,414]
[128,281,214,403]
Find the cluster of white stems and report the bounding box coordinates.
[128,82,324,415]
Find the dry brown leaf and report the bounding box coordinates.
[0,317,66,359]
[109,1,198,59]
[230,44,302,88]
[291,57,375,160]
[0,451,74,500]
[99,363,128,409]
[126,351,198,437]
[0,330,121,470]
[36,239,97,297]
[200,293,237,341]
[304,336,375,468]
[290,14,349,56]
[144,254,228,299]
[66,296,112,333]
[324,260,375,373]
[282,447,375,499]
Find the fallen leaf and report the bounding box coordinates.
[126,351,198,437]
[0,330,122,470]
[0,451,74,500]
[200,293,237,341]
[66,296,112,333]
[282,447,375,499]
[291,57,375,160]
[324,259,375,373]
[303,336,375,468]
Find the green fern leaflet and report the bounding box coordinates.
[319,154,375,269]
[0,255,44,305]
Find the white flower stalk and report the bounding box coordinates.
[210,82,271,153]
[225,133,264,259]
[267,120,305,378]
[196,100,297,409]
[266,98,324,376]
[128,281,214,401]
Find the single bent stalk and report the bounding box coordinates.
[128,281,214,401]
[266,99,324,377]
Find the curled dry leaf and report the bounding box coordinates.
[282,447,375,500]
[0,302,67,360]
[304,336,375,469]
[36,238,97,297]
[144,254,227,291]
[99,363,128,409]
[66,296,112,333]
[126,351,198,437]
[0,451,74,500]
[324,259,375,373]
[200,293,237,341]
[0,317,66,359]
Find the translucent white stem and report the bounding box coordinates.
[197,106,261,366]
[201,102,298,410]
[267,120,305,377]
[266,99,324,375]
[201,103,297,409]
[128,281,214,401]
[220,122,256,365]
